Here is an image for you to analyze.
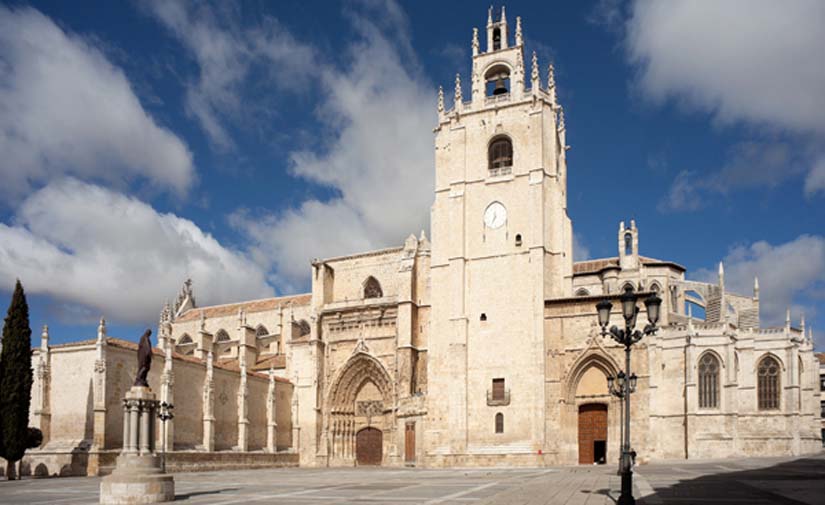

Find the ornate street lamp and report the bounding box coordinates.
[597,291,661,505]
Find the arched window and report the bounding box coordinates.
[488,136,513,174]
[215,329,230,342]
[293,319,311,337]
[649,282,661,293]
[256,325,268,337]
[493,28,501,51]
[177,333,192,345]
[364,276,383,298]
[698,353,720,409]
[624,232,633,256]
[757,355,781,410]
[621,282,635,293]
[575,288,590,297]
[495,413,504,433]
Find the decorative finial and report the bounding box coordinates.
[472,27,479,56]
[454,73,462,103]
[800,313,806,334]
[785,308,791,328]
[501,5,507,23]
[97,317,106,342]
[515,16,522,45]
[531,51,539,83]
[754,276,759,293]
[437,86,444,113]
[42,324,49,339]
[488,6,493,25]
[558,107,565,131]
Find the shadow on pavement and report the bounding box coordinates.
[583,487,617,504]
[638,456,825,505]
[175,487,240,500]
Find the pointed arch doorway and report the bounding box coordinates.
[356,427,382,465]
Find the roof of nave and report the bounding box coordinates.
[43,337,290,382]
[176,293,312,322]
[573,256,686,275]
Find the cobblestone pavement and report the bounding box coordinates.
[0,454,822,504]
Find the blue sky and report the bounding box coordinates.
[0,1,823,349]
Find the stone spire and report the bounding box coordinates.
[472,27,479,56]
[547,63,557,105]
[785,308,791,332]
[531,51,539,89]
[753,276,760,300]
[800,313,806,336]
[437,85,444,114]
[558,106,565,132]
[515,16,522,46]
[718,262,725,289]
[40,324,50,353]
[454,73,463,112]
[96,317,107,359]
[501,5,507,24]
[487,5,493,26]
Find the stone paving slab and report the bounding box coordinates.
[1,454,822,504]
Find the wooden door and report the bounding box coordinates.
[405,423,415,463]
[578,404,608,464]
[356,427,382,465]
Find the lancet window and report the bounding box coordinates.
[698,352,720,409]
[757,355,781,410]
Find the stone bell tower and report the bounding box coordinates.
[426,7,573,463]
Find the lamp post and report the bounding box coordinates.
[158,401,174,473]
[596,290,661,505]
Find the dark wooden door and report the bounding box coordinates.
[578,404,608,464]
[356,427,382,465]
[405,423,415,463]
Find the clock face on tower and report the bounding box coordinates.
[484,201,507,229]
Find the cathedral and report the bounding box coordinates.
[19,8,822,476]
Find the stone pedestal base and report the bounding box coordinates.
[100,455,174,504]
[100,387,174,504]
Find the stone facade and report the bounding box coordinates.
[15,8,822,475]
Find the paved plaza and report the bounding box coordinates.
[0,454,822,504]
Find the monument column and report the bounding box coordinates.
[100,329,174,504]
[160,338,175,451]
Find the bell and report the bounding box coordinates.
[492,76,508,95]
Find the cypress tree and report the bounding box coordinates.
[0,280,33,480]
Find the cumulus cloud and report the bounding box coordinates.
[0,6,194,201]
[626,1,825,135]
[0,178,272,323]
[695,235,825,333]
[231,3,435,288]
[143,1,317,150]
[620,1,825,204]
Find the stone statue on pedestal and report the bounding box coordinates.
[134,329,152,387]
[100,329,174,504]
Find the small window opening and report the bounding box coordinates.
[515,234,522,247]
[624,232,633,256]
[480,313,487,322]
[488,136,513,173]
[495,412,504,433]
[493,28,501,51]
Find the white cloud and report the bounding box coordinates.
[0,178,272,323]
[695,235,825,333]
[0,6,194,201]
[626,1,825,135]
[231,3,435,287]
[623,1,825,203]
[573,233,591,262]
[143,1,317,150]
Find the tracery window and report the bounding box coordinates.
[364,276,383,298]
[757,355,781,410]
[488,136,513,174]
[495,413,504,433]
[177,333,192,345]
[256,325,268,337]
[698,353,720,409]
[215,329,230,342]
[575,288,590,297]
